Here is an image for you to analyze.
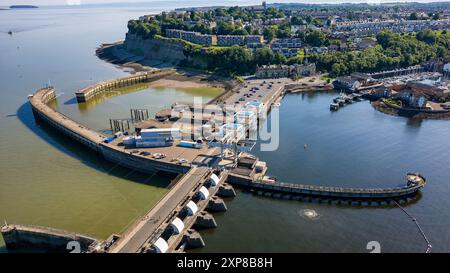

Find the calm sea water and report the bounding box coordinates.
[1,4,450,253]
[194,92,450,253]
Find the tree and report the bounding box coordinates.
[416,29,437,45]
[192,22,210,34]
[276,24,292,38]
[331,63,347,76]
[409,12,419,20]
[231,28,249,36]
[305,30,327,47]
[273,52,287,64]
[190,11,198,21]
[265,7,285,19]
[222,46,253,73]
[214,8,226,17]
[291,16,303,25]
[326,19,333,27]
[376,30,396,48]
[254,47,276,65]
[263,26,277,42]
[127,20,139,34]
[217,21,235,35]
[244,25,253,35]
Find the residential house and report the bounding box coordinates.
[255,63,316,79]
[333,76,362,92]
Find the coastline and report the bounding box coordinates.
[285,75,333,93]
[372,100,450,120]
[96,41,237,102]
[95,41,333,102]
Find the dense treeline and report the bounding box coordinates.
[181,43,286,75]
[309,30,450,77]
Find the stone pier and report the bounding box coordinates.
[182,229,205,250]
[194,211,217,229]
[206,196,228,212]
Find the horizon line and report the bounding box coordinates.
[4,0,450,8]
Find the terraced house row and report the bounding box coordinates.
[165,29,264,47]
[334,18,450,36]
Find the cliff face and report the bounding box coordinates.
[123,34,208,69]
[124,34,187,64]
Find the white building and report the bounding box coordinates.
[124,128,181,148]
[234,110,257,132]
[219,123,245,143]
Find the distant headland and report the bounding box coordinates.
[9,5,39,9]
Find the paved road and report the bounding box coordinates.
[111,166,211,253]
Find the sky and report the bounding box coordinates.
[2,0,448,7]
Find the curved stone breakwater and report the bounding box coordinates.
[29,84,191,174]
[256,173,425,199]
[232,173,426,205]
[29,87,106,151]
[75,69,175,102]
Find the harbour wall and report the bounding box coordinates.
[1,224,97,252]
[30,87,105,152]
[75,69,175,102]
[29,86,191,175]
[228,173,426,201]
[100,144,190,174]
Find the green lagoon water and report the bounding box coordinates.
[1,4,450,253]
[0,4,220,251]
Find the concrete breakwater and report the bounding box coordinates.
[75,69,175,102]
[228,172,426,203]
[1,224,98,253]
[29,87,105,152]
[29,85,191,174]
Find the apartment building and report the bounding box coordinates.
[165,29,217,46]
[270,38,303,57]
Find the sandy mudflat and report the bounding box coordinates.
[148,78,212,89]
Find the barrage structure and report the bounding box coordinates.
[1,71,428,253]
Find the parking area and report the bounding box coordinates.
[106,137,219,167]
[224,78,292,109]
